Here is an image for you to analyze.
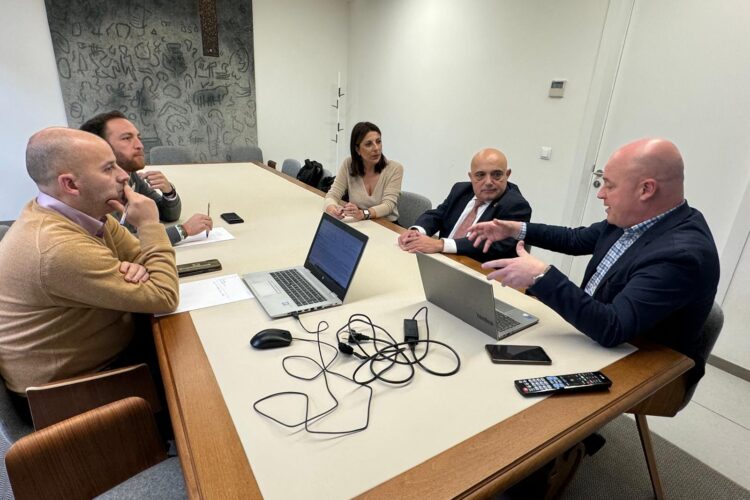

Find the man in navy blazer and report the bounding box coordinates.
[398,148,531,262]
[470,138,719,383]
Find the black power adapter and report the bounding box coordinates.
[404,319,419,350]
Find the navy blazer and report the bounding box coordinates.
[526,203,719,383]
[414,182,531,262]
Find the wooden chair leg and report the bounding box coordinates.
[635,414,665,500]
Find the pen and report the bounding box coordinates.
[119,204,129,225]
[206,202,210,238]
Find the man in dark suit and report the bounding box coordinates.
[397,148,531,262]
[470,138,719,383]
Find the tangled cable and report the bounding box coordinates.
[252,307,460,436]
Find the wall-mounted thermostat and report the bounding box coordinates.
[549,80,567,98]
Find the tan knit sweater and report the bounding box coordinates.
[324,158,404,221]
[0,201,179,393]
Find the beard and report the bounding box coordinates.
[116,155,145,172]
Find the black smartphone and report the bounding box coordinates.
[485,344,552,365]
[220,212,244,224]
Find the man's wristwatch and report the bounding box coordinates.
[362,209,371,220]
[531,265,551,286]
[175,224,187,240]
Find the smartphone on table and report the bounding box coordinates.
[485,344,552,365]
[220,212,244,224]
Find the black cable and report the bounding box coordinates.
[252,307,460,435]
[340,308,461,384]
[253,314,372,435]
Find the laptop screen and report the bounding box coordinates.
[305,214,368,298]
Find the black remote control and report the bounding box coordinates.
[177,259,222,277]
[514,371,612,396]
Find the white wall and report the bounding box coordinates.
[0,1,67,221]
[254,0,350,169]
[346,0,609,267]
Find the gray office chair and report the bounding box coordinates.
[0,384,33,499]
[0,225,9,241]
[281,159,302,178]
[629,302,724,500]
[397,191,432,228]
[149,146,193,165]
[229,144,263,163]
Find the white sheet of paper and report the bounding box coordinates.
[156,274,254,316]
[174,226,235,248]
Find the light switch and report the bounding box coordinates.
[540,147,552,160]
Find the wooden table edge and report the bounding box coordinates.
[153,314,261,500]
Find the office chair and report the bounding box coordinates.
[397,191,432,228]
[6,397,185,500]
[628,302,724,500]
[149,146,193,165]
[0,365,178,499]
[229,144,263,163]
[281,158,302,178]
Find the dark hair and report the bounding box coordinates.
[349,121,387,177]
[79,110,127,139]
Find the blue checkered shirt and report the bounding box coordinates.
[583,204,682,295]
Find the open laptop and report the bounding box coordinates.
[242,213,368,318]
[416,253,538,340]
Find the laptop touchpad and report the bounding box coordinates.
[253,280,279,297]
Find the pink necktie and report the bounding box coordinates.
[453,200,481,239]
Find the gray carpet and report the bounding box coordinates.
[559,415,750,500]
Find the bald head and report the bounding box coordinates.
[599,138,685,227]
[26,127,111,190]
[471,148,508,170]
[618,138,684,184]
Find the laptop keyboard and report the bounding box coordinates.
[271,269,326,306]
[495,310,520,333]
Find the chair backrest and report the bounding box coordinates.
[229,144,263,163]
[397,191,432,228]
[680,301,724,409]
[6,397,166,500]
[149,146,193,165]
[281,159,302,178]
[0,225,9,241]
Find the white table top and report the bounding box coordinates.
[153,163,634,499]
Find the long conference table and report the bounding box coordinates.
[151,162,692,499]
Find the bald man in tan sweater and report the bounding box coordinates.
[0,127,179,397]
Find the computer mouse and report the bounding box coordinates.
[250,329,292,349]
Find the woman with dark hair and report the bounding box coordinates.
[324,122,403,222]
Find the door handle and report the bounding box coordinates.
[592,169,603,188]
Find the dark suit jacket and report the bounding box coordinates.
[526,203,719,383]
[126,172,182,245]
[414,182,531,262]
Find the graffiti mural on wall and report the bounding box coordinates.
[45,0,257,162]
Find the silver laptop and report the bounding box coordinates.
[416,253,538,340]
[242,213,368,318]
